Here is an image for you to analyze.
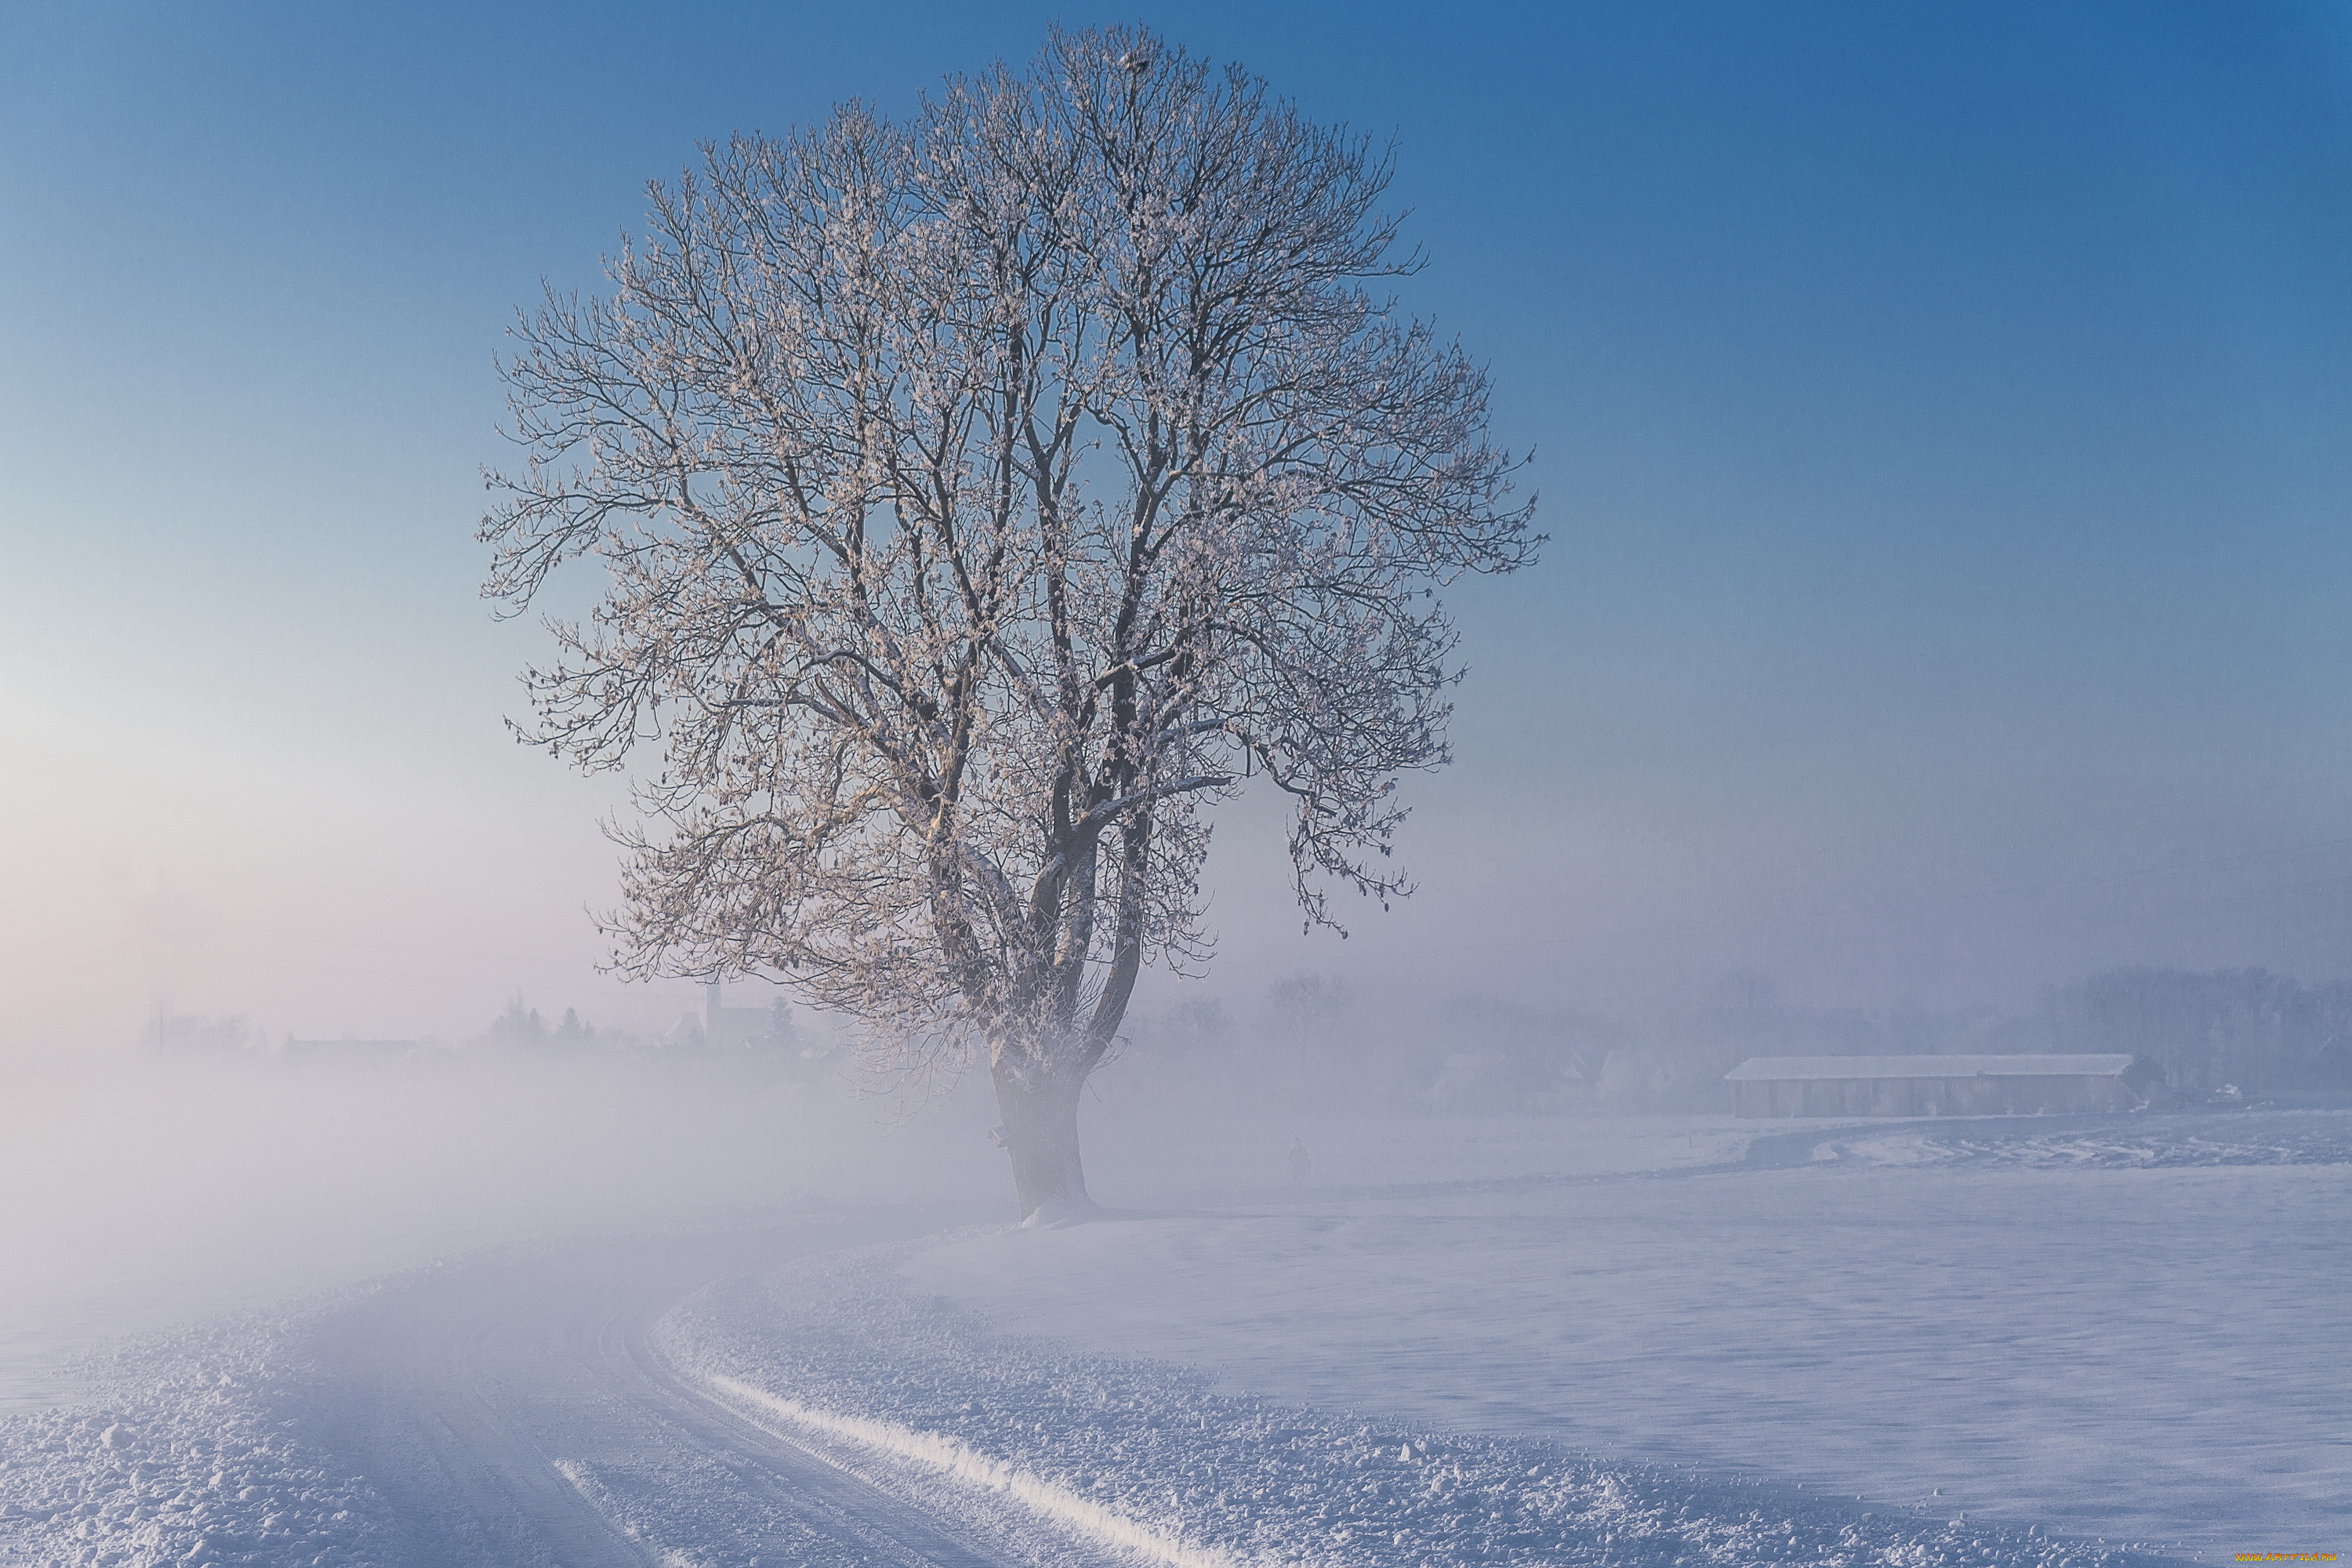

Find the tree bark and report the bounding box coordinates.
[992,1060,1090,1220]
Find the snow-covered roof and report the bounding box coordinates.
[1723,1054,2138,1083]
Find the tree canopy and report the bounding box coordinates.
[481,27,1538,1214]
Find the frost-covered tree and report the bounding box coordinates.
[481,27,1537,1217]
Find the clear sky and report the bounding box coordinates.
[2,1,2348,1051]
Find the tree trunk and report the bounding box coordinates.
[993,1062,1090,1221]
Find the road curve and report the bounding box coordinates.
[298,1210,1065,1567]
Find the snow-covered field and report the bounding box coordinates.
[894,1110,2348,1562]
[2,1108,2339,1566]
[1071,1110,1756,1196]
[666,1235,2172,1568]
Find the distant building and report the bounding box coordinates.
[702,981,775,1049]
[1724,1054,2161,1117]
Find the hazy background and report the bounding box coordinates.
[5,0,2350,1054]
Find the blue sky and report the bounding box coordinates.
[3,2,2348,1047]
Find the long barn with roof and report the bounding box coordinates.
[1723,1053,2162,1117]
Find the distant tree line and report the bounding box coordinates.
[1105,964,2352,1116]
[476,993,847,1081]
[141,965,2350,1104]
[137,993,851,1084]
[2042,966,2352,1093]
[1108,978,1624,1116]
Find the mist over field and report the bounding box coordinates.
[5,4,2350,1566]
[0,1036,953,1401]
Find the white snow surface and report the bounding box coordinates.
[1722,1055,2136,1080]
[663,1238,2175,1568]
[3,1110,2339,1566]
[0,1302,399,1566]
[1076,1112,1754,1196]
[895,1112,2350,1562]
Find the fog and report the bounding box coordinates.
[0,1035,1004,1407]
[5,4,2348,1562]
[10,946,2339,1414]
[10,989,2339,1559]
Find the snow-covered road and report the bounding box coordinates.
[299,1218,1020,1566]
[2,1212,1142,1567]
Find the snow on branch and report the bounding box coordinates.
[481,24,1538,1103]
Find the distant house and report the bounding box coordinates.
[702,981,775,1049]
[1724,1054,2162,1118]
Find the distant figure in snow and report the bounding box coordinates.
[1287,1138,1312,1184]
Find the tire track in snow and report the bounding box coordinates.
[684,1370,1259,1568]
[92,1210,1091,1568]
[604,1298,1113,1568]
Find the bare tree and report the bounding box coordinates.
[1268,972,1354,1104]
[481,27,1538,1218]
